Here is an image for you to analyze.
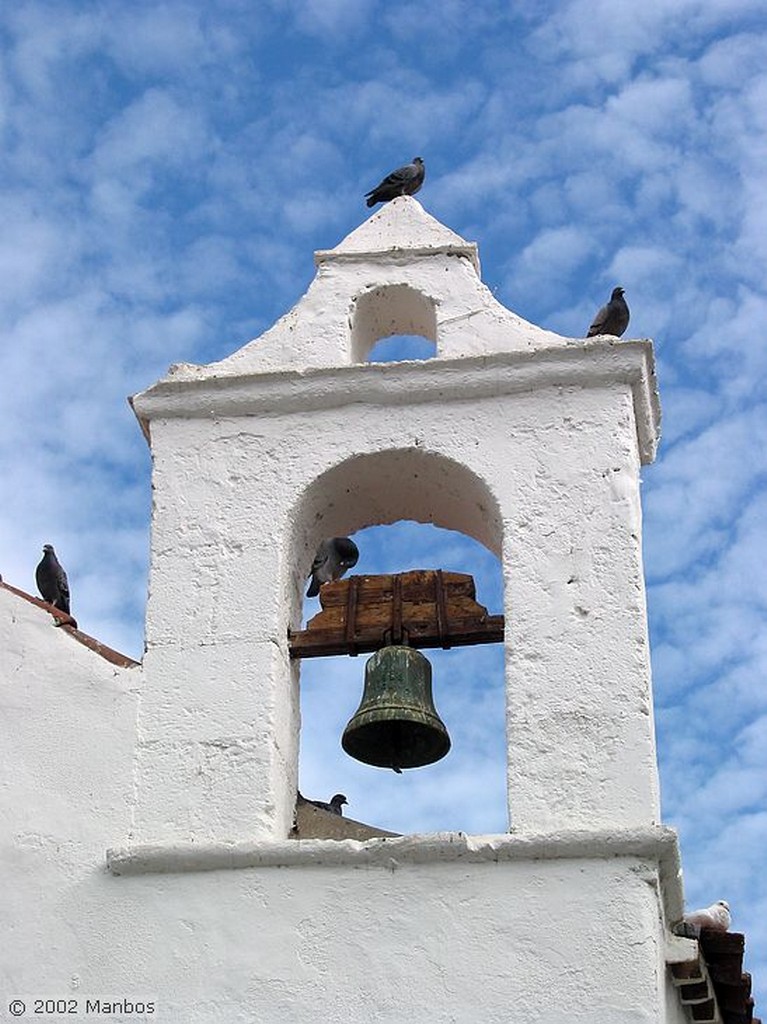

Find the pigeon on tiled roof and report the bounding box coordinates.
[308,794,348,816]
[365,157,425,207]
[306,537,359,598]
[35,544,71,615]
[586,286,630,338]
[675,900,731,937]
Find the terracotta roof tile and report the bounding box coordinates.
[672,931,760,1024]
[0,579,140,669]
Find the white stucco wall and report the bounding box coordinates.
[98,855,669,1024]
[0,592,681,1022]
[160,197,587,379]
[0,590,138,998]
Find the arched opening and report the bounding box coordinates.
[289,450,506,836]
[367,334,436,363]
[291,447,502,568]
[350,284,437,363]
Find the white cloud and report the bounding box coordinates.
[90,87,211,179]
[106,3,216,76]
[510,225,598,299]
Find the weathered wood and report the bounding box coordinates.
[289,569,504,659]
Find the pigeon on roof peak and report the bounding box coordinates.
[586,286,630,338]
[365,157,425,207]
[35,544,72,617]
[675,899,732,937]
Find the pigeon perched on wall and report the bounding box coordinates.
[586,286,630,338]
[365,157,425,207]
[35,544,71,615]
[306,537,359,598]
[674,900,731,938]
[309,794,348,816]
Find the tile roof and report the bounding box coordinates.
[671,930,760,1024]
[0,578,140,669]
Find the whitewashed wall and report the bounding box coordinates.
[0,589,680,1023]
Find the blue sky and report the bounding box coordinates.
[1,0,766,1005]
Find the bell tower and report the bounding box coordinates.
[123,197,684,1021]
[131,195,660,846]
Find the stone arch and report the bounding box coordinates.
[295,445,500,559]
[289,446,503,620]
[350,284,438,363]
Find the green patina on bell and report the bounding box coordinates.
[342,645,451,771]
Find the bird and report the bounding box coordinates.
[35,544,71,615]
[308,794,348,816]
[306,537,359,598]
[674,900,731,938]
[586,286,630,338]
[365,157,425,207]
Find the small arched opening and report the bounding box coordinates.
[289,449,506,836]
[350,284,438,363]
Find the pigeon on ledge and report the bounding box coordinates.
[365,157,425,207]
[586,286,630,338]
[306,537,359,597]
[308,794,348,816]
[674,900,731,938]
[35,544,71,616]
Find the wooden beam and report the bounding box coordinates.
[289,569,504,660]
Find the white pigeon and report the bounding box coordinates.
[680,900,731,936]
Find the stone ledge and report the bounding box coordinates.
[314,243,480,270]
[132,339,660,464]
[107,824,681,900]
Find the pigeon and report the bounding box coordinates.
[365,157,425,207]
[674,900,731,938]
[309,794,348,816]
[306,537,359,598]
[35,544,71,615]
[586,286,630,338]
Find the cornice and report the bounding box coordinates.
[131,339,660,463]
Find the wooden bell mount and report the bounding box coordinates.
[289,569,504,660]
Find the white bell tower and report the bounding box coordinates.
[131,195,661,845]
[122,196,686,1022]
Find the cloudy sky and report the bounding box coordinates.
[1,0,766,1005]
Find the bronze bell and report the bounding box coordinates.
[342,645,451,771]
